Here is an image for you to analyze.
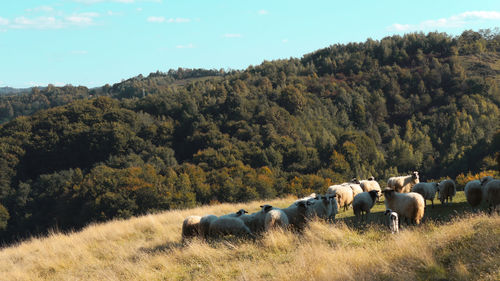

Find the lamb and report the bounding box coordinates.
[384,209,399,234]
[387,171,420,193]
[327,184,354,211]
[437,179,456,204]
[264,208,289,231]
[464,180,482,210]
[482,179,500,214]
[359,177,382,193]
[411,182,439,208]
[352,190,380,222]
[382,188,425,225]
[181,215,202,241]
[207,216,253,239]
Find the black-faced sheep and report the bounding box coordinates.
[303,194,335,221]
[352,190,379,222]
[387,171,420,193]
[411,182,439,207]
[437,179,456,204]
[382,189,425,225]
[280,201,310,231]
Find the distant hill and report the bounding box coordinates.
[0,30,499,244]
[0,87,32,96]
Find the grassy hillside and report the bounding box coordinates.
[1,192,499,281]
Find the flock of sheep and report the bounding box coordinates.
[182,172,500,240]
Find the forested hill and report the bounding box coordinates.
[1,30,499,243]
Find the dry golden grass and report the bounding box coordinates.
[1,194,499,281]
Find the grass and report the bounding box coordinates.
[0,192,499,281]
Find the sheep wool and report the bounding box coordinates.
[387,171,420,193]
[382,189,425,225]
[411,182,438,207]
[464,180,482,210]
[264,209,289,231]
[437,179,456,204]
[182,215,202,240]
[352,190,379,221]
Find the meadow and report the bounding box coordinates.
[0,191,499,281]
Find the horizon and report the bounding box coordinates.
[1,0,499,88]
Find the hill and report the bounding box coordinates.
[0,30,499,243]
[0,193,499,281]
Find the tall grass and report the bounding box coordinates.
[1,193,499,281]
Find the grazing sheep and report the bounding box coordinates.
[387,171,420,193]
[384,209,399,234]
[303,194,334,221]
[411,182,439,208]
[327,184,354,211]
[280,201,310,231]
[382,189,425,225]
[437,179,456,204]
[199,215,218,239]
[359,177,382,193]
[182,215,202,240]
[208,216,253,239]
[483,179,500,214]
[264,208,289,231]
[239,205,273,233]
[464,180,482,210]
[352,190,380,222]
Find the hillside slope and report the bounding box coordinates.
[1,194,499,281]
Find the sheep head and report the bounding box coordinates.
[260,205,273,213]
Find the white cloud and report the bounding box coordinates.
[176,43,194,49]
[282,39,288,43]
[223,33,242,38]
[136,8,143,12]
[147,16,165,23]
[258,10,269,16]
[167,17,190,23]
[389,10,500,31]
[7,12,99,29]
[0,17,9,26]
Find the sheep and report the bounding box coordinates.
[199,215,218,239]
[264,208,289,231]
[437,179,456,204]
[280,200,310,231]
[239,205,273,233]
[207,216,253,239]
[382,188,425,225]
[352,190,380,222]
[387,171,420,193]
[302,194,335,221]
[181,215,202,241]
[411,182,439,208]
[384,209,399,234]
[327,184,354,211]
[359,177,382,193]
[482,179,500,214]
[464,180,482,210]
[346,183,364,197]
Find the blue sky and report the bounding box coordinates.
[1,0,499,88]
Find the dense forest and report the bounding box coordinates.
[0,30,499,243]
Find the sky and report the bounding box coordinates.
[0,0,499,88]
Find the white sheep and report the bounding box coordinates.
[239,205,273,233]
[411,182,439,208]
[387,171,420,193]
[359,177,382,193]
[207,216,253,238]
[384,209,399,234]
[382,189,425,225]
[303,194,335,221]
[181,215,202,240]
[482,179,500,214]
[280,200,310,231]
[199,215,218,239]
[437,179,456,204]
[464,180,482,210]
[346,183,364,197]
[352,190,380,222]
[327,184,354,211]
[264,208,289,231]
